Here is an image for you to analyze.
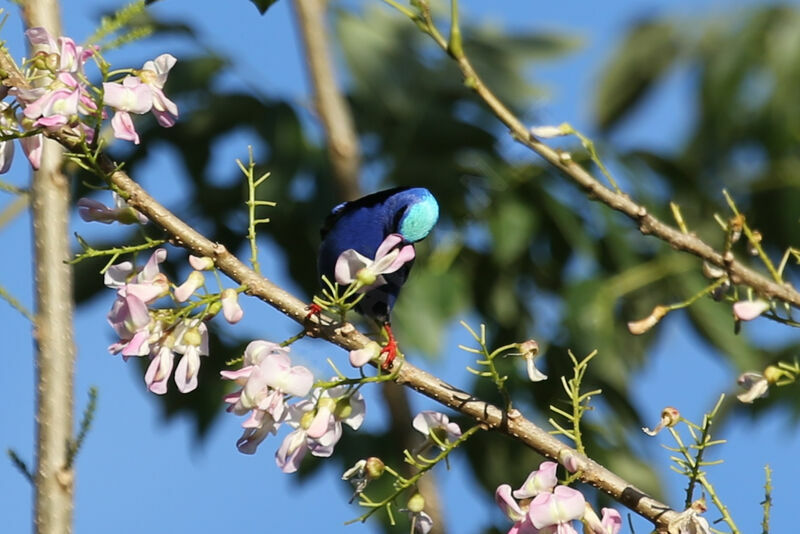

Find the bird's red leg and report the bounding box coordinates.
[305,302,323,320]
[380,322,399,370]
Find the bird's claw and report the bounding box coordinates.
[305,303,323,320]
[380,338,398,370]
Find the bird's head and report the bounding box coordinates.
[395,188,439,243]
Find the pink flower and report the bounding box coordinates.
[110,111,140,144]
[412,411,461,449]
[25,28,94,74]
[594,508,622,534]
[107,292,153,357]
[77,192,148,225]
[528,485,585,533]
[189,255,214,270]
[335,233,415,291]
[105,248,169,303]
[220,288,244,324]
[221,341,314,454]
[348,341,381,368]
[275,399,342,473]
[102,54,178,143]
[172,321,209,393]
[275,386,365,473]
[732,299,770,321]
[103,76,154,114]
[513,461,558,499]
[20,134,43,170]
[145,343,175,395]
[139,54,179,126]
[495,485,538,534]
[174,270,205,302]
[24,85,80,128]
[104,249,169,356]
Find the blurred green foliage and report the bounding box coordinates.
[72,3,800,531]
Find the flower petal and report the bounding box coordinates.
[334,249,371,285]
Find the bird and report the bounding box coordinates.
[316,186,439,369]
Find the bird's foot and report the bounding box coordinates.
[380,323,399,370]
[305,302,323,320]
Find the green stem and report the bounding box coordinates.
[0,283,34,321]
[346,425,481,525]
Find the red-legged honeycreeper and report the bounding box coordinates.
[317,187,439,368]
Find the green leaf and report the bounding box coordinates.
[488,198,536,266]
[593,20,681,131]
[250,0,279,15]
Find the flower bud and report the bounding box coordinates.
[732,299,769,321]
[559,449,584,473]
[365,457,385,480]
[763,365,782,384]
[221,288,244,324]
[189,255,215,271]
[627,305,668,335]
[407,493,426,514]
[349,341,381,368]
[174,270,205,302]
[530,124,570,138]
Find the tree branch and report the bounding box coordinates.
[89,154,678,528]
[439,26,800,309]
[20,2,77,534]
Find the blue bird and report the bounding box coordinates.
[317,186,439,368]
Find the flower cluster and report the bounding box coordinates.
[102,53,178,144]
[496,461,620,534]
[102,248,243,394]
[221,341,366,473]
[0,27,178,174]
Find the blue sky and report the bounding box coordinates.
[1,1,799,533]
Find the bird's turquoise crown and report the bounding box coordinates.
[399,190,439,242]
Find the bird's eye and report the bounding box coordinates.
[392,206,408,232]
